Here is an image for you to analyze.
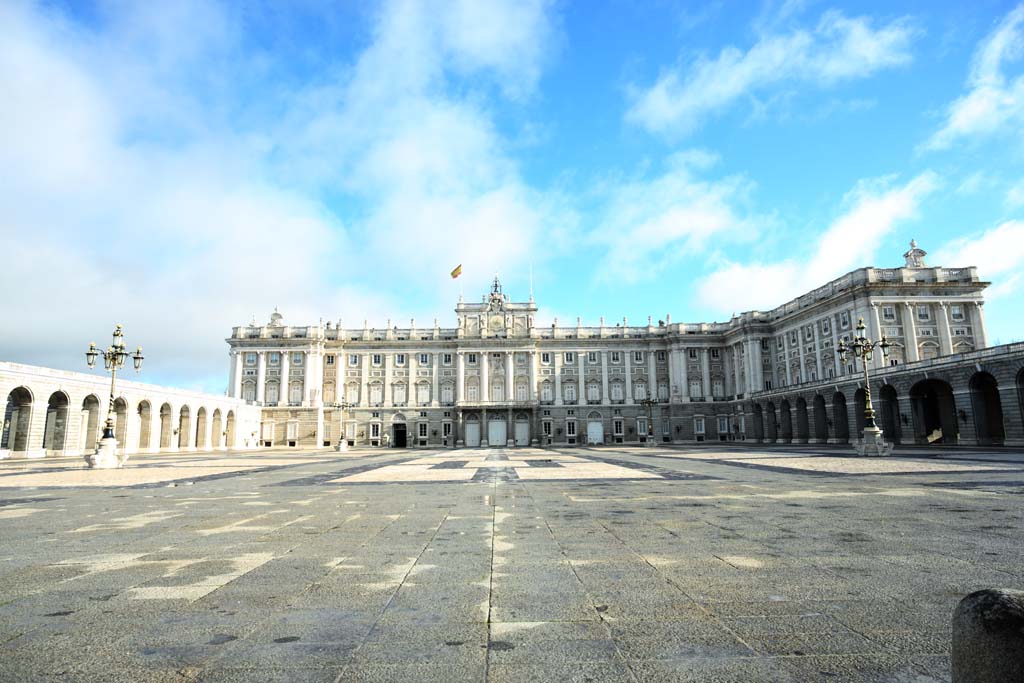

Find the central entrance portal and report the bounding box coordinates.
[392,423,407,448]
[488,417,507,447]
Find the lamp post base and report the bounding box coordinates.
[854,426,894,457]
[86,436,126,468]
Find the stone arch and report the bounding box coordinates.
[969,372,1004,446]
[586,410,602,420]
[832,392,849,443]
[391,412,407,423]
[211,408,223,449]
[751,403,764,442]
[113,397,129,447]
[225,410,236,448]
[137,400,152,451]
[779,399,793,442]
[919,340,940,361]
[1018,368,1024,429]
[794,397,809,443]
[909,379,958,445]
[854,388,867,435]
[765,401,778,442]
[3,386,34,452]
[812,394,828,442]
[195,407,208,449]
[878,384,901,444]
[80,394,101,452]
[178,405,191,449]
[159,403,173,449]
[43,390,70,454]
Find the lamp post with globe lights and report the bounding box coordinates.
[85,324,144,468]
[837,317,893,456]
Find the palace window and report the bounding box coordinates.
[883,305,896,321]
[370,423,380,438]
[468,353,477,364]
[541,352,551,364]
[542,421,552,436]
[369,384,383,404]
[395,354,406,366]
[418,422,428,438]
[441,384,454,403]
[610,383,623,401]
[840,312,850,329]
[292,353,303,365]
[443,353,453,365]
[711,349,720,359]
[634,351,643,363]
[516,383,528,401]
[688,349,698,359]
[613,419,624,436]
[953,327,970,336]
[717,416,729,434]
[419,353,429,365]
[712,380,724,397]
[325,355,335,366]
[587,383,600,402]
[349,354,359,366]
[657,351,666,361]
[694,417,705,435]
[416,384,429,404]
[371,354,382,366]
[566,421,576,437]
[761,338,771,351]
[634,383,647,400]
[269,352,280,366]
[658,383,668,400]
[443,422,452,437]
[565,352,575,363]
[689,380,702,398]
[917,305,931,321]
[242,383,255,402]
[821,319,831,334]
[588,351,598,364]
[393,384,408,404]
[564,384,577,402]
[346,385,359,404]
[541,382,553,401]
[950,304,965,320]
[466,384,479,401]
[289,383,303,404]
[245,353,257,366]
[611,351,621,363]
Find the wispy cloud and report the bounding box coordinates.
[625,10,916,137]
[931,220,1024,300]
[694,172,940,313]
[589,151,762,284]
[924,5,1024,150]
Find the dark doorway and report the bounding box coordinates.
[813,395,828,442]
[766,402,778,442]
[751,404,764,442]
[832,393,849,443]
[910,379,958,445]
[878,384,901,444]
[392,423,407,448]
[970,372,1004,446]
[795,398,809,442]
[779,400,793,442]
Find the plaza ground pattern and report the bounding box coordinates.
[1,444,1023,682]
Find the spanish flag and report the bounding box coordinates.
[450,264,463,279]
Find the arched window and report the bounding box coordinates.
[658,383,669,401]
[416,383,430,405]
[266,382,280,405]
[586,383,600,402]
[540,381,553,402]
[289,382,303,404]
[242,381,255,402]
[392,384,407,405]
[369,383,383,404]
[466,382,479,401]
[634,383,647,400]
[712,379,724,397]
[441,383,454,404]
[515,383,528,401]
[610,382,623,401]
[491,381,504,402]
[564,383,577,402]
[323,383,336,404]
[346,384,360,404]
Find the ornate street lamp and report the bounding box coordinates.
[85,324,144,468]
[639,397,657,447]
[837,317,892,456]
[333,400,356,452]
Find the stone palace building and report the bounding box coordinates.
[225,241,1024,449]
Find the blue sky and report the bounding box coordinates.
[3,0,1024,393]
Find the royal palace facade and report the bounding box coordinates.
[225,242,1024,449]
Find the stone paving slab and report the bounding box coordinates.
[1,444,1023,681]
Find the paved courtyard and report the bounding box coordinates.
[1,445,1023,682]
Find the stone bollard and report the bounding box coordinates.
[952,589,1024,682]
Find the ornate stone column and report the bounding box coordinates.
[701,348,711,398]
[256,351,266,404]
[936,302,954,356]
[231,351,243,399]
[624,350,633,404]
[601,350,609,404]
[903,303,920,362]
[505,351,514,401]
[481,351,490,403]
[554,351,563,406]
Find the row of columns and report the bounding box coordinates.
[231,347,323,407]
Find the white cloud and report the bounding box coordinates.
[0,0,560,391]
[924,5,1024,150]
[695,171,939,313]
[626,10,915,137]
[589,151,761,283]
[931,220,1024,283]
